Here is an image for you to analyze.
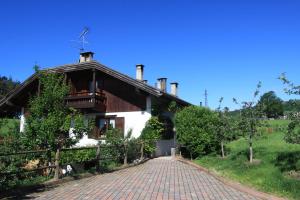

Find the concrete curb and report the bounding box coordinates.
[0,158,150,199]
[177,157,287,200]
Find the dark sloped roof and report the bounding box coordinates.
[0,61,191,108]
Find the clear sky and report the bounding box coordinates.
[1,0,300,110]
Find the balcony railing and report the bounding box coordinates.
[65,92,106,112]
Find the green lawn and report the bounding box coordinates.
[195,120,300,200]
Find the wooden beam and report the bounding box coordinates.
[92,69,96,95]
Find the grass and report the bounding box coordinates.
[195,120,300,200]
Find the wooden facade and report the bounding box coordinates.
[65,69,147,113]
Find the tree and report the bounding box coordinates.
[175,106,218,159]
[257,91,283,118]
[215,98,235,158]
[105,128,134,165]
[0,75,20,99]
[279,73,300,144]
[23,70,89,180]
[233,81,262,163]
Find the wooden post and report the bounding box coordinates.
[140,141,144,160]
[46,149,52,176]
[96,144,101,172]
[54,147,61,180]
[124,143,128,165]
[92,69,96,103]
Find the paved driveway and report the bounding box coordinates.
[30,157,260,200]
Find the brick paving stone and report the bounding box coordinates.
[29,157,261,200]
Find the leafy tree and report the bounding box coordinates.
[257,91,283,118]
[105,128,135,165]
[0,75,20,99]
[279,73,300,144]
[233,81,263,163]
[285,120,300,144]
[139,117,163,157]
[23,70,89,180]
[215,98,235,158]
[175,106,218,159]
[283,99,300,112]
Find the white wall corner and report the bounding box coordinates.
[20,107,25,133]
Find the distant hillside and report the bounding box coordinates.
[229,99,300,117]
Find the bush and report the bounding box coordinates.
[175,106,219,159]
[285,120,300,144]
[139,117,164,156]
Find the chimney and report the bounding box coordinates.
[170,82,178,96]
[157,78,167,92]
[79,52,94,63]
[136,64,144,81]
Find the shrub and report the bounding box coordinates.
[175,106,219,159]
[285,120,300,144]
[139,117,164,157]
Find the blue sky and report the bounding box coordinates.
[1,0,300,110]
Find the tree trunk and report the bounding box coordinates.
[249,145,253,163]
[221,141,225,158]
[249,121,254,163]
[190,152,193,160]
[54,147,61,180]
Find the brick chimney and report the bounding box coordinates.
[170,82,178,96]
[79,52,94,63]
[157,78,167,92]
[136,64,144,81]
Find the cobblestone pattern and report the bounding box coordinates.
[30,157,260,200]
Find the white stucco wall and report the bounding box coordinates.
[75,96,152,146]
[20,107,25,132]
[105,110,151,138]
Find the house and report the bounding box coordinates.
[0,52,190,147]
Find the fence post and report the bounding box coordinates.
[140,141,144,160]
[54,147,61,180]
[46,149,51,176]
[124,143,128,165]
[96,144,101,172]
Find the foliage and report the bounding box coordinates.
[233,81,263,163]
[257,91,284,118]
[175,106,219,159]
[105,128,139,164]
[139,117,163,156]
[0,75,20,99]
[0,122,37,191]
[168,101,181,113]
[279,73,300,144]
[195,120,300,200]
[23,71,90,151]
[283,99,300,112]
[0,118,20,138]
[215,97,239,157]
[60,148,96,165]
[285,120,300,144]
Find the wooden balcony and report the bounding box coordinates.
[65,92,106,112]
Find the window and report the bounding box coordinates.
[89,116,124,139]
